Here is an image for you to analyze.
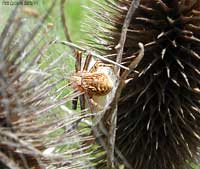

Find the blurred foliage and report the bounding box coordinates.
[0,0,92,41]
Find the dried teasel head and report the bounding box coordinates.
[83,0,200,168]
[0,3,95,169]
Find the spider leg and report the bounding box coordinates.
[89,98,102,110]
[90,60,114,73]
[72,51,82,110]
[75,51,82,72]
[79,53,92,110]
[72,98,78,110]
[84,92,102,112]
[83,53,92,71]
[89,60,99,73]
[80,94,86,110]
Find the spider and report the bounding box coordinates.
[70,51,113,111]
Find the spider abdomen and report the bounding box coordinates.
[71,72,113,97]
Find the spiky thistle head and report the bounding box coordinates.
[0,4,95,169]
[83,0,200,168]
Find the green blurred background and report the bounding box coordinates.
[0,0,93,41]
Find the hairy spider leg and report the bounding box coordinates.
[79,54,92,110]
[72,52,93,110]
[89,60,114,73]
[83,54,92,71]
[72,51,82,110]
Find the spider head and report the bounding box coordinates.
[70,73,84,92]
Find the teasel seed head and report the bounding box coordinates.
[0,3,95,169]
[83,0,200,168]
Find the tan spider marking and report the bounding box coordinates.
[70,51,113,110]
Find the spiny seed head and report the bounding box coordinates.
[0,4,94,169]
[84,0,200,168]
